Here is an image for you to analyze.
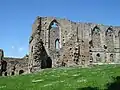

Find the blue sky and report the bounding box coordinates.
[0,0,120,58]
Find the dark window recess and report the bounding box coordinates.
[11,72,15,76]
[89,40,93,47]
[62,61,66,66]
[96,53,100,57]
[1,60,7,72]
[46,57,52,68]
[76,59,79,62]
[89,50,92,52]
[31,46,33,53]
[104,45,107,49]
[105,28,113,35]
[4,72,7,76]
[110,54,113,57]
[75,48,78,50]
[19,70,24,75]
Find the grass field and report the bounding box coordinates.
[0,64,120,90]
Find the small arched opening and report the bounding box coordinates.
[55,39,60,50]
[96,53,100,57]
[110,54,114,62]
[19,70,24,75]
[96,53,101,62]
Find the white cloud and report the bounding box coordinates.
[18,47,24,52]
[11,46,15,49]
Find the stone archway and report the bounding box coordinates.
[19,70,24,75]
[41,57,52,69]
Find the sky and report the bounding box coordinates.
[0,0,120,58]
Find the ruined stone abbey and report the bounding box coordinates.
[1,16,120,76]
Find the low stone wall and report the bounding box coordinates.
[4,57,28,76]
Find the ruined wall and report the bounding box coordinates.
[4,56,28,76]
[0,49,28,76]
[29,16,120,72]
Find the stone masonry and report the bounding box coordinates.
[0,49,28,76]
[1,16,120,75]
[29,16,120,72]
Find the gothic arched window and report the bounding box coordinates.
[49,20,59,30]
[91,26,101,48]
[48,19,60,49]
[51,22,58,28]
[105,27,114,52]
[55,39,59,50]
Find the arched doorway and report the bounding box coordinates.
[41,57,52,69]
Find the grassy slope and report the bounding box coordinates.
[0,65,120,90]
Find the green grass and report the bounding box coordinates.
[0,64,120,90]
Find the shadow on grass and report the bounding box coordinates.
[77,87,99,90]
[76,76,120,90]
[105,76,120,90]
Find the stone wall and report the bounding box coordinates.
[4,56,28,76]
[29,16,120,72]
[1,16,120,75]
[0,49,28,76]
